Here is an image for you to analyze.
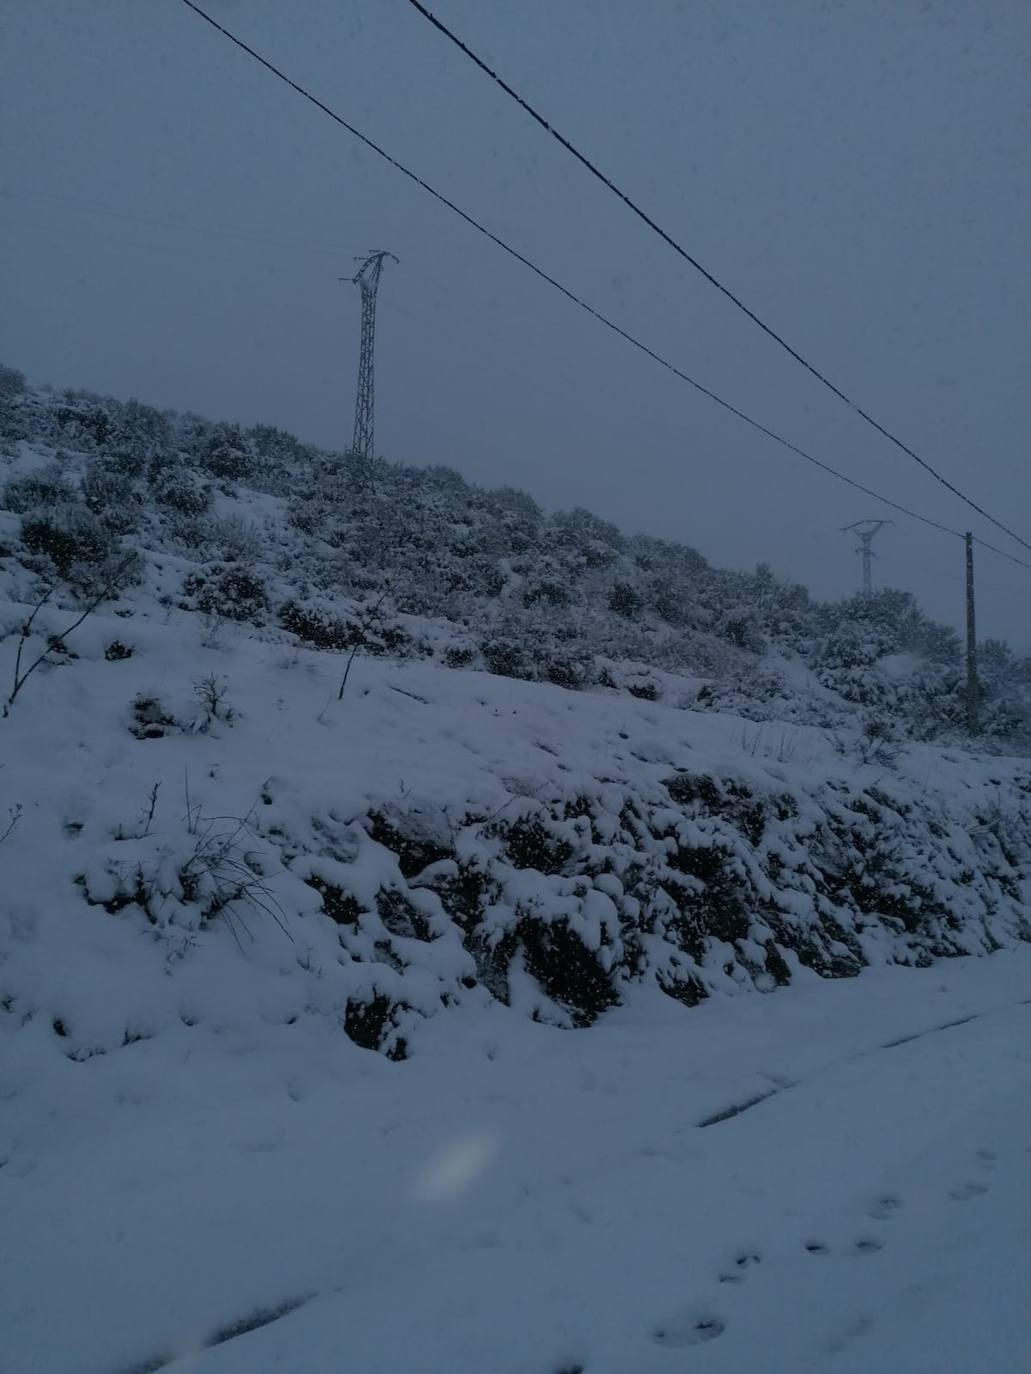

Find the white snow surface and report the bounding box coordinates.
[3,950,1030,1374]
[1,592,1030,1372]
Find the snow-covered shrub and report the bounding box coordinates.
[608,580,643,617]
[279,598,412,659]
[280,600,353,652]
[539,651,591,691]
[100,399,176,476]
[858,714,902,766]
[0,363,26,400]
[285,494,323,537]
[715,602,766,653]
[693,662,795,723]
[129,692,180,739]
[0,366,31,443]
[81,459,140,534]
[247,422,309,474]
[149,462,211,517]
[163,516,207,553]
[209,514,265,563]
[49,400,116,451]
[811,590,961,735]
[183,565,269,624]
[523,579,570,609]
[80,806,282,946]
[189,674,237,732]
[344,993,410,1059]
[200,423,254,482]
[443,642,478,669]
[480,636,533,681]
[625,674,661,701]
[21,505,119,581]
[2,463,74,513]
[972,639,1031,748]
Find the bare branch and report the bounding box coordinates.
[338,588,391,701]
[3,553,136,717]
[0,802,22,845]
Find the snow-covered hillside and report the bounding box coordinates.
[1,598,1029,1057]
[2,367,1031,1372]
[4,365,1031,747]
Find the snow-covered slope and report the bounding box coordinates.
[3,368,1031,1372]
[5,365,1031,746]
[1,594,1029,1064]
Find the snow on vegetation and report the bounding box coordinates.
[2,599,1027,1061]
[1,362,1029,1051]
[2,365,1031,1371]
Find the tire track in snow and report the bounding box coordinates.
[106,1293,314,1374]
[697,1085,788,1127]
[696,996,1030,1128]
[880,1012,978,1048]
[107,1001,1030,1371]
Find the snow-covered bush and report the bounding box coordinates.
[3,463,74,513]
[608,580,643,617]
[183,565,269,624]
[81,459,140,534]
[480,636,533,681]
[80,806,282,947]
[279,597,412,659]
[189,674,237,732]
[130,692,180,739]
[149,461,211,516]
[199,423,254,482]
[21,506,119,582]
[209,514,265,563]
[0,363,27,401]
[284,759,1031,1044]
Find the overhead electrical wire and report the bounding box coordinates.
[401,0,1031,558]
[173,0,1031,578]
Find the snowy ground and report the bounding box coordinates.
[3,947,1030,1374]
[2,585,1030,1373]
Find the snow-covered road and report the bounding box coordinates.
[3,948,1029,1374]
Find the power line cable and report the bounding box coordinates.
[401,0,1031,558]
[173,0,1031,579]
[971,535,1031,575]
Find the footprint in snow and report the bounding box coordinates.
[824,1313,875,1356]
[652,1312,726,1348]
[852,1237,884,1255]
[719,1251,761,1284]
[976,1148,998,1169]
[867,1193,903,1221]
[804,1238,883,1257]
[949,1181,989,1202]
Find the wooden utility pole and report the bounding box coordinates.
[965,532,978,734]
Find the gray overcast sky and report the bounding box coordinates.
[2,0,1029,644]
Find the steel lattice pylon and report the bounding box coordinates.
[344,251,397,464]
[841,519,892,596]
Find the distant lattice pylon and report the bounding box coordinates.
[841,518,892,596]
[343,250,398,465]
